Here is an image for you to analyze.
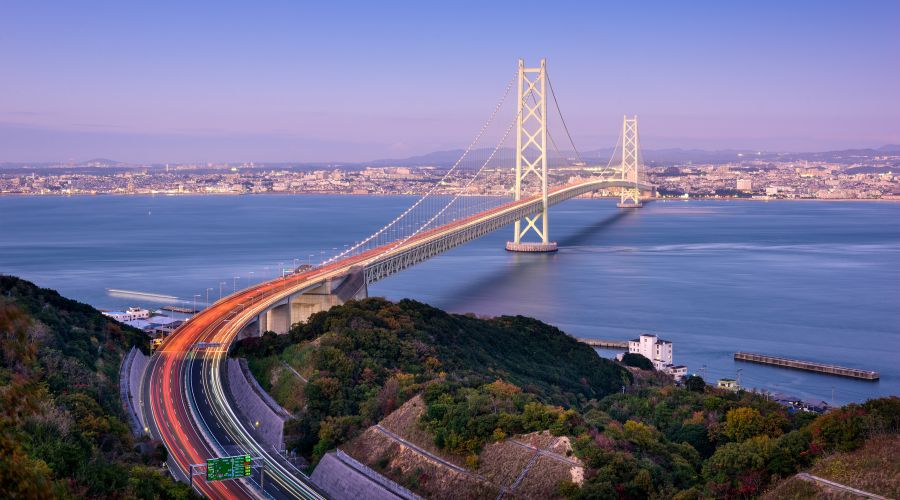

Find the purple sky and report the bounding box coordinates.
[1,1,898,163]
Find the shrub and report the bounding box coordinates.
[621,353,654,370]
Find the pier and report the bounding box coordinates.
[161,305,199,314]
[577,338,628,349]
[734,352,879,380]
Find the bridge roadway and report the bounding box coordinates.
[143,178,651,499]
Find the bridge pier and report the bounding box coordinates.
[239,267,369,339]
[289,268,368,326]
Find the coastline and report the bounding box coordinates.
[0,191,897,202]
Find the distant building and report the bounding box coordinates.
[124,315,183,337]
[629,334,672,366]
[737,179,752,191]
[625,333,687,381]
[717,378,740,391]
[103,306,149,322]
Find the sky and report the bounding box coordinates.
[1,0,898,163]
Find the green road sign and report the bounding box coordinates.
[206,454,252,481]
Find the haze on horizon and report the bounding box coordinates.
[1,1,898,164]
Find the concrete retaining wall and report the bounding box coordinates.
[119,346,150,435]
[223,358,292,450]
[311,449,420,500]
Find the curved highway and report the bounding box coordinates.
[142,179,651,498]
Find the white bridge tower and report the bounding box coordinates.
[506,59,558,252]
[618,115,643,208]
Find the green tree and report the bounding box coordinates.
[684,375,705,392]
[621,353,653,370]
[722,407,765,442]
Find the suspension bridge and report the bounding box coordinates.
[140,59,655,499]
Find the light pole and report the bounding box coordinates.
[233,276,240,292]
[219,281,226,299]
[193,294,201,314]
[249,271,255,284]
[206,287,213,305]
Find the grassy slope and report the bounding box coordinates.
[764,434,899,499]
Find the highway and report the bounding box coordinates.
[141,178,652,499]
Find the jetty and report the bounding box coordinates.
[161,305,198,314]
[734,352,879,380]
[576,337,628,349]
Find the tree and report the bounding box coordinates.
[620,353,653,370]
[722,407,765,442]
[703,435,776,497]
[671,423,714,457]
[684,375,705,393]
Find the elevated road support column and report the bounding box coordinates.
[288,267,368,327]
[239,269,369,339]
[507,58,558,252]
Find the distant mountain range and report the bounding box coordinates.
[2,145,898,170]
[365,144,900,167]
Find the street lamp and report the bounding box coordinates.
[206,287,213,305]
[233,276,240,292]
[249,271,255,284]
[192,294,201,314]
[219,281,226,299]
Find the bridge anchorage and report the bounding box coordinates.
[506,58,558,253]
[617,115,645,209]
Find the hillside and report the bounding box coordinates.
[234,297,899,499]
[232,297,630,463]
[0,276,194,499]
[763,434,899,499]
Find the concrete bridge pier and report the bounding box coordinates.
[266,302,292,335]
[237,267,368,340]
[290,267,368,325]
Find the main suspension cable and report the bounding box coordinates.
[546,72,584,165]
[323,71,517,265]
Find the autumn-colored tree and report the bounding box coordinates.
[722,407,766,442]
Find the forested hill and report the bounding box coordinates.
[235,297,899,498]
[233,297,631,462]
[235,297,630,407]
[0,276,193,498]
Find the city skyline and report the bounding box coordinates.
[2,1,899,163]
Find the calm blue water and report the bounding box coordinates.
[1,195,897,404]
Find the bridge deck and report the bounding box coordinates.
[147,177,651,499]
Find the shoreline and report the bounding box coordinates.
[0,192,897,202]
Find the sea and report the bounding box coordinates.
[1,194,897,405]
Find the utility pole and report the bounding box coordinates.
[206,287,213,305]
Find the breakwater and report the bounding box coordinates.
[734,352,879,380]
